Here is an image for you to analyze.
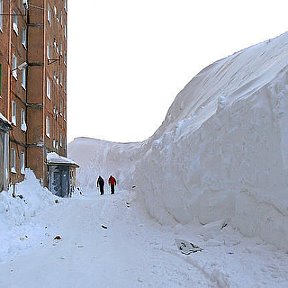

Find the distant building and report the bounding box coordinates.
[0,0,72,193]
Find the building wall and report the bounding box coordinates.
[26,0,68,185]
[26,0,45,183]
[0,0,10,119]
[44,0,68,158]
[9,0,28,184]
[0,0,68,189]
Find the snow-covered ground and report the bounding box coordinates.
[1,177,288,287]
[1,32,288,287]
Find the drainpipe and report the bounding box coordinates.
[25,5,29,169]
[7,1,12,186]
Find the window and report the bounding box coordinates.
[12,54,17,79]
[53,105,57,117]
[12,101,17,125]
[59,99,63,115]
[64,52,67,65]
[21,68,26,89]
[22,27,27,48]
[53,139,59,149]
[56,9,60,23]
[59,133,63,147]
[0,63,2,96]
[47,5,51,23]
[64,105,66,121]
[47,43,51,59]
[47,77,51,98]
[46,116,50,137]
[60,71,63,86]
[60,11,63,26]
[23,0,28,9]
[64,76,67,92]
[53,71,59,85]
[21,108,27,131]
[0,0,3,31]
[13,11,18,34]
[11,148,16,173]
[20,152,25,174]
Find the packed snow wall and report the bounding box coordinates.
[133,32,288,250]
[68,137,143,193]
[68,32,288,250]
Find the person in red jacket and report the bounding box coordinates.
[108,175,117,194]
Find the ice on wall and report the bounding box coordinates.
[69,32,288,250]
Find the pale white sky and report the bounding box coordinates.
[67,0,288,143]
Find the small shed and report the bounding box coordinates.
[47,152,79,197]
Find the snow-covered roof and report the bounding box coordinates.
[46,152,79,167]
[0,113,12,126]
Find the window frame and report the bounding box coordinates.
[22,27,27,48]
[11,101,17,125]
[21,108,27,131]
[47,5,51,23]
[20,152,25,174]
[0,63,2,96]
[0,0,3,31]
[12,11,18,35]
[47,77,51,99]
[47,42,51,59]
[46,116,50,138]
[11,148,16,173]
[59,133,62,147]
[21,67,26,89]
[12,54,17,79]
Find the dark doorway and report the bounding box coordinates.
[50,166,70,197]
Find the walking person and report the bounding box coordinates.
[97,176,105,195]
[108,175,116,194]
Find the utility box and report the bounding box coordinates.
[47,152,79,197]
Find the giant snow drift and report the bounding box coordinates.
[69,32,288,250]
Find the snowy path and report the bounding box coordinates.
[1,190,288,287]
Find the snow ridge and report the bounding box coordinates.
[69,32,288,250]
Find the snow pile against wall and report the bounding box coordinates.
[68,137,143,193]
[0,169,57,260]
[133,32,288,250]
[69,32,288,250]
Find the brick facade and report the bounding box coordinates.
[0,0,68,189]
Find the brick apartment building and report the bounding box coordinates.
[0,0,70,193]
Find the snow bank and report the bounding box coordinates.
[68,137,143,193]
[0,169,57,261]
[68,32,288,250]
[133,32,288,250]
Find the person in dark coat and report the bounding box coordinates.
[108,175,116,194]
[97,176,105,195]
